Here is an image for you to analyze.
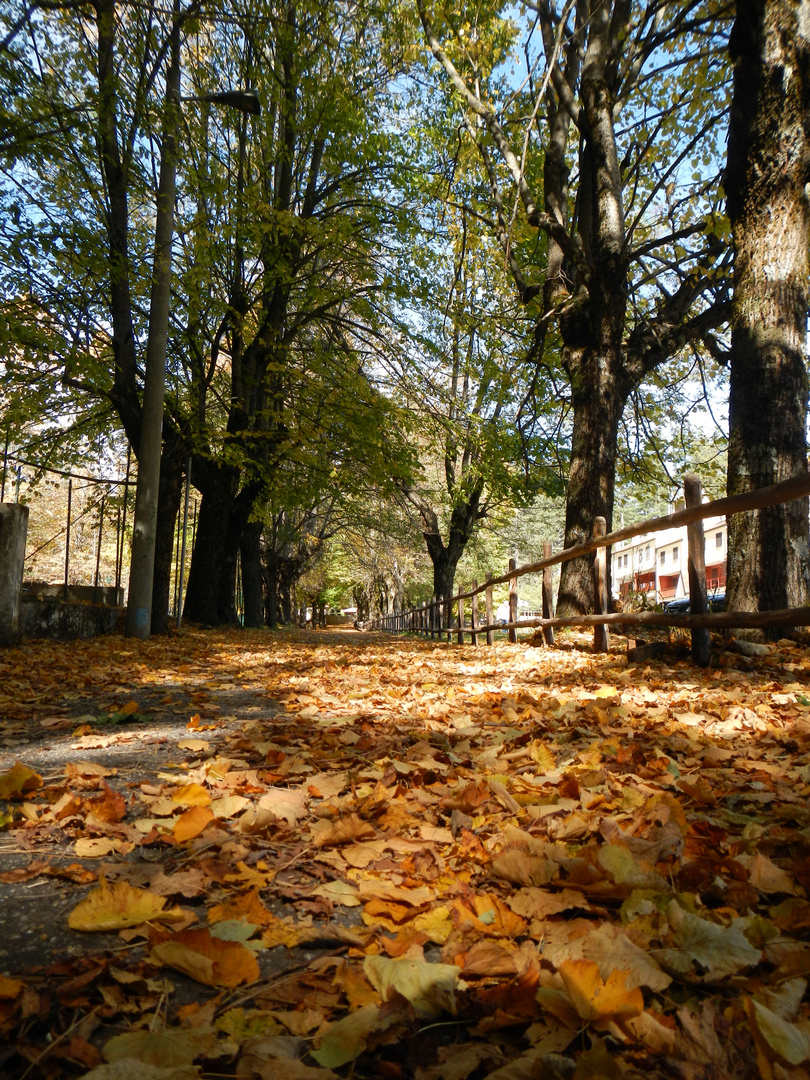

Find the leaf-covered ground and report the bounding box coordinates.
[2,626,810,1080]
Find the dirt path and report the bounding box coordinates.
[2,626,810,1079]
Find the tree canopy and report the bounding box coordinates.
[1,0,807,628]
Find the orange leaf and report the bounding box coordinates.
[150,927,259,987]
[208,889,272,927]
[173,804,216,842]
[0,975,24,1001]
[84,780,127,823]
[121,700,139,715]
[558,959,643,1025]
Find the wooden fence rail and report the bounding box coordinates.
[359,471,810,666]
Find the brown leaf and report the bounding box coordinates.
[311,813,375,847]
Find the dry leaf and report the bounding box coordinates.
[68,879,185,932]
[150,927,259,987]
[364,953,460,1016]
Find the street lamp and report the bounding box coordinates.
[125,62,260,639]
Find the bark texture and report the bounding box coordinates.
[725,0,810,623]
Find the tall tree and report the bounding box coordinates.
[724,0,810,621]
[0,0,194,632]
[415,0,733,613]
[179,0,410,625]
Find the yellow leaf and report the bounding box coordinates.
[171,783,210,806]
[68,879,184,932]
[312,880,361,906]
[411,905,454,944]
[0,761,42,799]
[593,685,619,700]
[75,837,132,859]
[121,700,139,715]
[364,953,460,1017]
[529,741,556,771]
[210,794,250,819]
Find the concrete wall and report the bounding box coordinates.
[22,582,125,607]
[20,599,125,641]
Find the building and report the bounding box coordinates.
[611,512,726,603]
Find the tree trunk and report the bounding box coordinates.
[182,473,236,624]
[151,450,183,634]
[555,353,628,614]
[725,0,810,628]
[420,482,484,603]
[241,520,265,628]
[280,576,293,624]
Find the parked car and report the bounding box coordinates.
[666,592,725,614]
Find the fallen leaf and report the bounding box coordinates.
[557,958,644,1025]
[173,805,217,842]
[311,814,375,847]
[68,879,185,932]
[0,761,42,799]
[150,927,259,987]
[103,1028,219,1066]
[363,952,460,1016]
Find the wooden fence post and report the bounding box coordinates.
[437,596,444,640]
[684,474,711,666]
[508,557,518,644]
[430,596,436,639]
[542,540,555,645]
[471,579,479,646]
[485,573,494,646]
[457,595,465,644]
[593,517,609,652]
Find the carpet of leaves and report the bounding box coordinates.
[2,626,810,1080]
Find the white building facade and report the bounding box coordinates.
[611,513,726,603]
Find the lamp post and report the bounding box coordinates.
[124,30,259,638]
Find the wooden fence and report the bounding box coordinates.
[359,472,810,666]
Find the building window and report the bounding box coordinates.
[623,553,628,567]
[645,545,650,559]
[672,546,678,561]
[716,532,722,548]
[659,551,665,565]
